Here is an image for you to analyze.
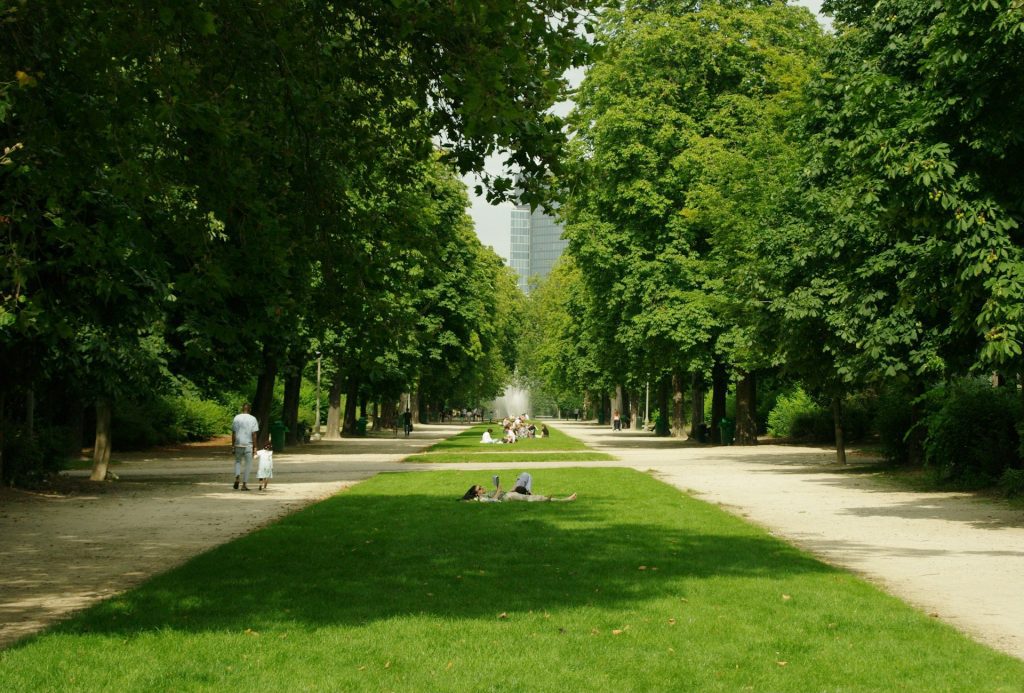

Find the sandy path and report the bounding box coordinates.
[2,422,1023,662]
[0,426,461,648]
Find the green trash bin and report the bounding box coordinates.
[270,420,286,452]
[355,416,368,436]
[719,418,735,445]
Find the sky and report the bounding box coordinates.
[462,0,827,262]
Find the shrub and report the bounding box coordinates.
[874,385,915,465]
[922,378,1022,484]
[171,395,232,441]
[999,468,1024,498]
[112,396,176,449]
[1,423,71,485]
[768,387,824,438]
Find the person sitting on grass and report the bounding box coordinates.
[460,479,576,503]
[540,424,549,438]
[480,428,498,444]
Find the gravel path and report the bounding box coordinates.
[2,421,1022,661]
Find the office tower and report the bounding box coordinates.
[508,204,568,293]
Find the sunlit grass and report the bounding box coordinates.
[405,423,610,463]
[2,469,1022,692]
[403,451,615,463]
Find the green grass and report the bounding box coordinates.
[3,469,1023,692]
[426,423,589,452]
[405,423,614,463]
[403,451,615,463]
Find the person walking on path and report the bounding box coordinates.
[255,440,273,491]
[402,409,413,437]
[612,409,621,431]
[231,403,259,491]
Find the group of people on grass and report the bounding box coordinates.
[461,472,576,503]
[480,415,549,445]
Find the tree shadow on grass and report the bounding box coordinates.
[38,474,833,642]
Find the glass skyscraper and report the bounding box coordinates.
[509,205,568,293]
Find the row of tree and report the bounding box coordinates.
[0,0,597,482]
[525,0,1024,462]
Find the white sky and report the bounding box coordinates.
[463,0,827,261]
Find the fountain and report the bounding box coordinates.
[490,386,530,420]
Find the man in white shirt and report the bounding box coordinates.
[231,403,260,491]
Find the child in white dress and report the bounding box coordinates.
[255,441,273,491]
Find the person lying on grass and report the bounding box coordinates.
[460,478,576,503]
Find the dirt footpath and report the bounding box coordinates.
[2,422,1023,662]
[0,427,458,648]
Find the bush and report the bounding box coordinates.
[999,468,1024,498]
[922,378,1022,484]
[112,396,177,449]
[1,424,71,485]
[767,386,839,441]
[171,395,232,441]
[874,385,915,465]
[768,386,877,443]
[112,390,233,450]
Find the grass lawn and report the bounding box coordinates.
[403,451,615,463]
[3,468,1022,692]
[406,423,615,463]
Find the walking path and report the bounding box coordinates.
[2,422,1022,661]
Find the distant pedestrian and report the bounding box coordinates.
[613,409,621,431]
[402,409,413,437]
[255,440,273,491]
[231,403,260,491]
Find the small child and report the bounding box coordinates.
[255,441,273,491]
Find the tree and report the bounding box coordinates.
[562,0,825,441]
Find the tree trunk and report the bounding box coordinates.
[25,388,35,437]
[379,398,397,432]
[282,369,302,445]
[908,381,926,466]
[409,391,417,424]
[325,375,343,439]
[671,371,685,438]
[690,372,705,440]
[832,393,847,465]
[252,349,278,447]
[0,392,6,484]
[655,375,671,436]
[342,378,359,434]
[89,399,113,481]
[710,359,727,444]
[734,371,758,446]
[629,394,639,431]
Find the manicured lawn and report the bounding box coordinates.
[407,423,614,463]
[403,451,615,463]
[427,423,589,451]
[3,469,1022,692]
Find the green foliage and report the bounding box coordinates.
[999,468,1024,498]
[767,387,820,438]
[801,0,1024,380]
[111,388,234,450]
[874,385,917,465]
[169,395,233,442]
[0,424,70,485]
[921,379,1023,484]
